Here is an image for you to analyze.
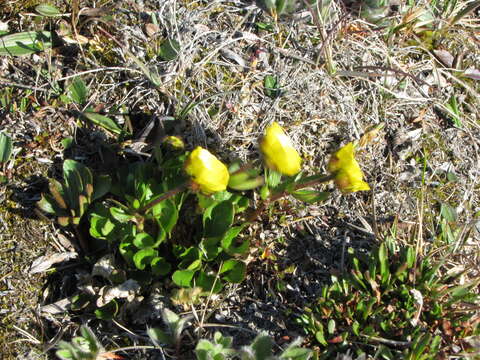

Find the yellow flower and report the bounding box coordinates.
[185,147,230,194]
[260,122,302,176]
[328,142,370,193]
[163,136,184,151]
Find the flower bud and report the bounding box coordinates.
[185,147,229,194]
[260,122,302,176]
[328,142,370,193]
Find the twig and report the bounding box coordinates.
[360,334,412,348]
[39,67,138,87]
[0,79,49,92]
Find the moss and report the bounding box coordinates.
[0,157,52,358]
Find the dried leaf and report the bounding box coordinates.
[145,23,159,37]
[92,254,116,279]
[358,123,384,147]
[41,297,72,314]
[99,352,125,360]
[433,49,454,68]
[464,68,480,81]
[30,252,77,274]
[79,7,110,17]
[96,279,141,307]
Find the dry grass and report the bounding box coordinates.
[1,0,479,358]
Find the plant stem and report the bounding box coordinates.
[139,182,190,214]
[247,173,335,222]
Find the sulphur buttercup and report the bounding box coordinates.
[185,147,230,194]
[328,142,370,193]
[260,122,302,176]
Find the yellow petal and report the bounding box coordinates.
[260,122,302,176]
[185,147,230,194]
[328,143,370,193]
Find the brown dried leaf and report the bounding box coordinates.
[145,23,159,37]
[358,123,384,147]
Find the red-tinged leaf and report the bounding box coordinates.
[464,68,480,81]
[328,335,343,343]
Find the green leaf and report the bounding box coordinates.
[92,175,111,200]
[378,243,389,285]
[94,299,118,320]
[61,137,73,150]
[0,31,53,56]
[327,319,336,334]
[0,132,13,163]
[133,248,158,270]
[35,3,62,16]
[264,75,281,98]
[147,327,173,346]
[37,194,58,214]
[177,247,201,269]
[196,271,223,293]
[255,22,274,32]
[250,333,273,360]
[280,338,312,359]
[221,226,249,255]
[172,269,195,287]
[89,215,115,239]
[62,159,92,213]
[119,238,135,266]
[228,173,264,191]
[151,257,171,276]
[133,232,156,249]
[70,293,91,311]
[200,237,222,260]
[440,202,457,222]
[154,199,179,241]
[129,53,162,87]
[266,169,282,188]
[291,189,329,203]
[315,323,327,346]
[68,77,88,104]
[159,38,180,61]
[83,111,122,135]
[203,200,234,238]
[79,326,100,353]
[110,207,134,223]
[219,259,246,283]
[55,348,74,360]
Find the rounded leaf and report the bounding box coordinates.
[219,260,246,283]
[133,248,158,270]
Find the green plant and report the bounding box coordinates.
[0,132,13,164]
[147,308,193,354]
[296,238,479,359]
[37,160,111,227]
[39,124,371,320]
[196,331,312,360]
[56,326,104,360]
[55,319,312,360]
[62,77,123,135]
[0,31,53,56]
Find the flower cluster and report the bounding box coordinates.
[184,122,370,195]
